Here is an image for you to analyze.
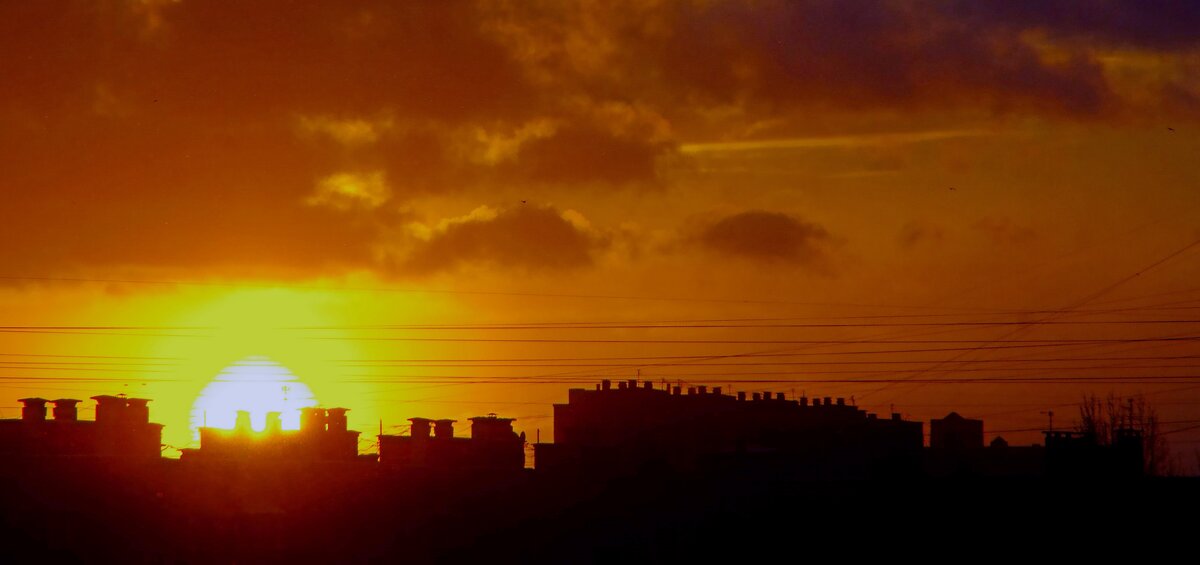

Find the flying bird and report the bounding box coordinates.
[1167,127,1175,132]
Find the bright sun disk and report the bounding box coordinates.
[189,356,317,439]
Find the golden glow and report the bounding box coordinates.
[142,287,371,454]
[189,356,316,438]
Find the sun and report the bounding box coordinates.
[189,356,317,439]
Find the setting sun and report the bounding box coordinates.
[189,356,316,437]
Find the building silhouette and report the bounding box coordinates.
[930,412,984,451]
[377,414,525,471]
[534,379,924,478]
[182,407,360,461]
[0,395,162,459]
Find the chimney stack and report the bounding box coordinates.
[601,379,612,391]
[327,408,349,433]
[18,398,48,422]
[51,399,80,422]
[800,396,809,406]
[410,418,432,439]
[836,397,846,406]
[698,385,707,395]
[737,391,746,401]
[301,407,327,432]
[776,392,785,401]
[434,419,456,439]
[234,410,252,433]
[265,412,282,434]
[125,398,150,424]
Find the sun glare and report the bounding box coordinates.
[189,356,317,438]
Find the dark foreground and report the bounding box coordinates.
[1,459,1193,563]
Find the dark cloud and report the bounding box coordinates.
[492,1,1122,122]
[399,206,606,275]
[0,0,1194,280]
[941,1,1200,50]
[509,126,670,186]
[696,211,833,266]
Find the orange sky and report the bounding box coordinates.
[2,1,1200,461]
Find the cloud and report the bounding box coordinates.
[306,171,391,211]
[681,129,995,154]
[509,125,673,185]
[296,115,393,146]
[486,1,1123,121]
[0,0,1195,282]
[395,205,607,274]
[695,210,834,267]
[941,1,1200,50]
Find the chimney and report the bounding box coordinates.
[434,419,456,439]
[891,413,902,421]
[713,387,722,396]
[687,387,696,395]
[824,397,832,406]
[836,397,846,406]
[410,418,432,439]
[51,399,80,422]
[601,379,612,391]
[643,381,653,390]
[776,392,785,401]
[265,412,282,434]
[327,408,349,433]
[672,386,681,395]
[18,398,48,422]
[301,407,327,432]
[813,398,821,406]
[91,395,128,425]
[737,391,746,401]
[627,379,637,389]
[618,381,627,390]
[800,397,809,406]
[125,398,150,425]
[698,385,707,395]
[234,410,252,433]
[752,393,761,401]
[867,413,877,420]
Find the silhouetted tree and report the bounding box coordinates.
[1077,393,1170,476]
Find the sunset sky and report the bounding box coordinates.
[2,1,1199,459]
